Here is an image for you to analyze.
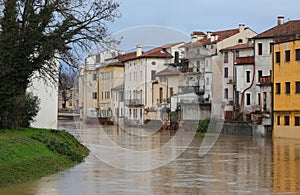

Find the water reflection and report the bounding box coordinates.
[273,138,300,194]
[1,121,300,194]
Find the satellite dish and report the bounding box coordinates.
[204,93,209,99]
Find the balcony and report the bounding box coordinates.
[235,56,254,65]
[125,98,144,107]
[224,77,235,85]
[258,76,272,86]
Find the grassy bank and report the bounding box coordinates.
[0,128,89,188]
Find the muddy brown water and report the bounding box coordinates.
[1,120,300,194]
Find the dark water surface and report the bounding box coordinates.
[1,120,300,194]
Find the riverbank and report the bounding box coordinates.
[0,128,89,188]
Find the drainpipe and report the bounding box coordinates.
[235,63,256,120]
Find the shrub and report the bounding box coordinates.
[197,118,210,133]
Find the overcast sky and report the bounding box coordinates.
[98,0,300,52]
[110,0,299,35]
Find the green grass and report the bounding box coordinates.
[0,128,89,188]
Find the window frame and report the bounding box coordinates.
[258,43,263,55]
[285,82,290,94]
[224,67,228,78]
[284,116,290,126]
[275,51,280,64]
[295,116,300,126]
[285,50,290,62]
[296,49,300,61]
[296,82,300,94]
[276,83,281,94]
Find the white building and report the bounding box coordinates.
[28,59,59,129]
[181,25,257,118]
[122,43,183,126]
[220,43,259,120]
[79,49,120,121]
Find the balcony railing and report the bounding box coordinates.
[125,98,144,106]
[224,77,235,85]
[259,76,272,85]
[235,56,254,65]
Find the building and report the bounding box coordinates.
[27,59,59,129]
[122,43,183,126]
[220,43,257,120]
[273,38,300,138]
[111,83,125,126]
[97,60,124,123]
[182,25,257,118]
[253,16,300,136]
[79,49,120,121]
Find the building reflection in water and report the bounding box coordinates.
[273,138,300,193]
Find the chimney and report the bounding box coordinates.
[278,16,284,25]
[207,31,212,39]
[239,24,245,32]
[136,44,142,57]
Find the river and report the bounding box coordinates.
[1,120,300,194]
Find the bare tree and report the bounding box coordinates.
[0,0,120,129]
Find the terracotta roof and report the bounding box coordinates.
[106,61,123,67]
[199,29,240,44]
[155,68,181,76]
[140,47,173,58]
[182,28,241,48]
[254,20,300,39]
[221,43,254,51]
[120,44,174,62]
[118,51,138,62]
[191,31,206,36]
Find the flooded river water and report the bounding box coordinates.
[1,120,300,194]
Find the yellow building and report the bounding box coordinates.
[97,61,124,121]
[273,38,300,138]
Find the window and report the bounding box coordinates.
[140,109,143,119]
[120,91,124,101]
[296,49,300,61]
[93,73,97,81]
[285,50,290,62]
[159,87,163,103]
[92,92,97,100]
[295,116,300,126]
[258,93,261,106]
[258,43,262,55]
[246,93,251,106]
[285,82,290,94]
[224,67,228,78]
[238,39,243,44]
[102,92,104,100]
[95,54,100,63]
[284,116,290,126]
[140,71,143,81]
[276,83,281,94]
[170,87,174,97]
[296,82,300,94]
[275,52,280,63]
[151,70,156,80]
[224,52,228,63]
[224,88,228,99]
[258,70,263,82]
[246,71,251,83]
[277,116,280,125]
